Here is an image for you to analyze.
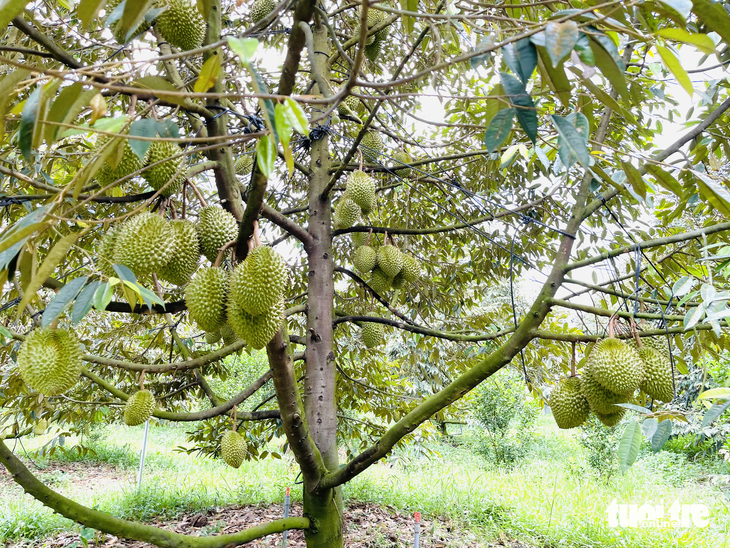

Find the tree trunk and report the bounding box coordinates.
[302,19,343,548]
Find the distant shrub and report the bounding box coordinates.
[468,370,540,466]
[577,414,621,477]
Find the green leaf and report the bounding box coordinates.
[672,276,695,297]
[0,222,46,256]
[470,37,495,70]
[0,0,30,28]
[552,113,590,168]
[621,160,646,198]
[247,66,277,142]
[275,103,293,148]
[71,280,101,324]
[118,0,155,43]
[618,420,642,473]
[641,417,658,439]
[651,420,672,452]
[0,69,30,146]
[684,304,705,329]
[44,82,84,145]
[483,108,514,152]
[645,164,683,196]
[536,47,571,108]
[128,118,157,161]
[284,98,309,136]
[17,232,81,320]
[93,281,115,311]
[194,55,221,93]
[574,33,595,65]
[18,86,42,161]
[656,45,693,96]
[42,276,88,327]
[502,38,537,83]
[545,21,579,67]
[156,119,179,139]
[256,135,276,178]
[694,170,730,216]
[132,76,185,106]
[691,0,730,47]
[227,36,259,64]
[588,36,629,101]
[500,72,537,144]
[660,0,692,20]
[58,114,128,139]
[702,399,730,427]
[78,0,108,28]
[655,29,716,54]
[698,387,730,400]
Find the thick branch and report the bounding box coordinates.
[334,315,514,342]
[549,299,685,322]
[533,323,714,342]
[0,438,307,548]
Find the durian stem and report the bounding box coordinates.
[213,240,237,268]
[232,405,237,431]
[570,342,576,377]
[186,179,208,208]
[139,370,146,391]
[630,317,642,347]
[608,315,616,338]
[365,228,373,246]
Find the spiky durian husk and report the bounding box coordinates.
[205,330,222,345]
[220,323,239,346]
[549,377,590,429]
[353,245,377,273]
[156,0,207,51]
[185,267,228,332]
[235,155,253,175]
[229,246,288,316]
[393,151,413,177]
[351,232,368,248]
[221,430,247,468]
[580,368,629,415]
[360,130,384,162]
[400,253,421,282]
[96,139,143,189]
[18,328,82,396]
[334,197,361,230]
[251,0,276,23]
[596,408,626,427]
[33,419,48,436]
[376,245,403,279]
[97,224,122,277]
[636,345,674,402]
[362,320,385,349]
[197,206,239,263]
[345,170,377,211]
[587,338,644,395]
[141,141,186,197]
[227,297,284,350]
[369,267,392,295]
[113,212,176,277]
[158,219,200,286]
[123,390,156,426]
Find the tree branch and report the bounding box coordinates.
[333,315,514,342]
[548,298,686,322]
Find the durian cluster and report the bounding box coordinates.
[549,336,675,429]
[98,205,238,285]
[352,236,421,298]
[358,6,391,62]
[334,170,377,229]
[95,138,187,197]
[17,328,83,396]
[185,245,289,350]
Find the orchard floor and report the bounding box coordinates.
[2,417,730,547]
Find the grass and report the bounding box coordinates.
[2,416,730,547]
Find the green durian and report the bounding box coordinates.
[229,246,288,316]
[18,328,82,396]
[345,170,377,211]
[158,219,200,286]
[197,206,239,263]
[227,297,284,350]
[393,151,413,177]
[400,253,421,282]
[376,245,403,279]
[587,338,644,395]
[220,323,239,346]
[185,267,228,332]
[142,141,185,196]
[634,343,674,402]
[351,232,368,248]
[33,419,48,436]
[251,0,276,23]
[156,0,207,51]
[96,138,143,189]
[97,224,122,277]
[221,430,247,468]
[580,368,629,415]
[334,197,361,230]
[369,267,392,295]
[353,245,377,273]
[362,320,385,349]
[123,390,155,426]
[596,408,626,427]
[205,330,222,345]
[235,155,253,175]
[549,377,590,429]
[113,212,176,277]
[360,130,384,162]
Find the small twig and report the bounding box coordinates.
[187,179,208,208]
[139,370,146,391]
[214,239,238,268]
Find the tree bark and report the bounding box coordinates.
[302,18,343,548]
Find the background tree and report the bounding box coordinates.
[3,0,730,547]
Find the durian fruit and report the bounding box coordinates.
[338,95,361,120]
[235,155,253,176]
[108,0,150,42]
[400,253,422,282]
[197,206,239,263]
[205,330,222,345]
[33,419,48,436]
[185,267,228,332]
[155,0,207,51]
[353,245,377,273]
[334,197,362,230]
[364,26,390,64]
[391,272,406,289]
[345,170,377,211]
[376,245,403,279]
[220,323,239,346]
[18,328,83,396]
[631,342,674,402]
[251,0,276,23]
[393,151,413,177]
[96,139,143,189]
[360,130,384,163]
[549,377,590,429]
[97,224,122,277]
[596,408,626,427]
[141,141,185,196]
[361,319,385,349]
[227,298,284,350]
[123,390,156,426]
[158,220,200,286]
[369,267,392,295]
[580,369,629,415]
[229,246,288,316]
[351,232,368,248]
[587,338,644,395]
[221,430,247,468]
[113,212,176,277]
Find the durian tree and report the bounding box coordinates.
[4,0,730,546]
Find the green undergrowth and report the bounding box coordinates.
[2,417,730,547]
